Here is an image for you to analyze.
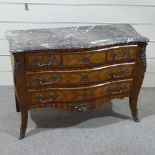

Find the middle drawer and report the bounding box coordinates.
[26,63,134,89]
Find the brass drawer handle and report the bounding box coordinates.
[37,75,59,86]
[112,52,129,60]
[34,57,55,67]
[81,55,89,64]
[70,101,94,112]
[38,78,54,86]
[109,70,127,79]
[107,86,126,95]
[36,95,56,103]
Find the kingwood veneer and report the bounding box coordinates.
[5,24,149,139]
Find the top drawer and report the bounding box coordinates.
[26,45,138,70]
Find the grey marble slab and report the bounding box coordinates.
[5,24,149,53]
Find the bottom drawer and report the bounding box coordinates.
[28,80,132,105]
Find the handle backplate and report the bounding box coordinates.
[34,57,55,67]
[107,86,126,95]
[37,75,59,86]
[36,95,57,103]
[109,69,128,79]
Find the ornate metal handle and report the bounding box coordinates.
[34,57,55,67]
[36,95,56,103]
[112,52,129,60]
[109,70,127,79]
[70,101,94,112]
[37,75,59,86]
[107,86,125,95]
[81,55,89,64]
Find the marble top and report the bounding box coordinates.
[5,24,149,53]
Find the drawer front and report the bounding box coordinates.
[63,51,106,66]
[107,47,137,62]
[28,80,132,105]
[26,64,134,88]
[26,53,61,69]
[26,45,137,70]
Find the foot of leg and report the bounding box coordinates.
[18,129,26,140]
[129,97,140,122]
[133,109,140,122]
[18,108,28,140]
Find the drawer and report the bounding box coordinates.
[28,80,132,105]
[107,46,137,62]
[26,53,61,69]
[63,50,106,66]
[26,46,137,71]
[26,63,134,88]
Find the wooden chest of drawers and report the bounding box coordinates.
[6,24,148,139]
